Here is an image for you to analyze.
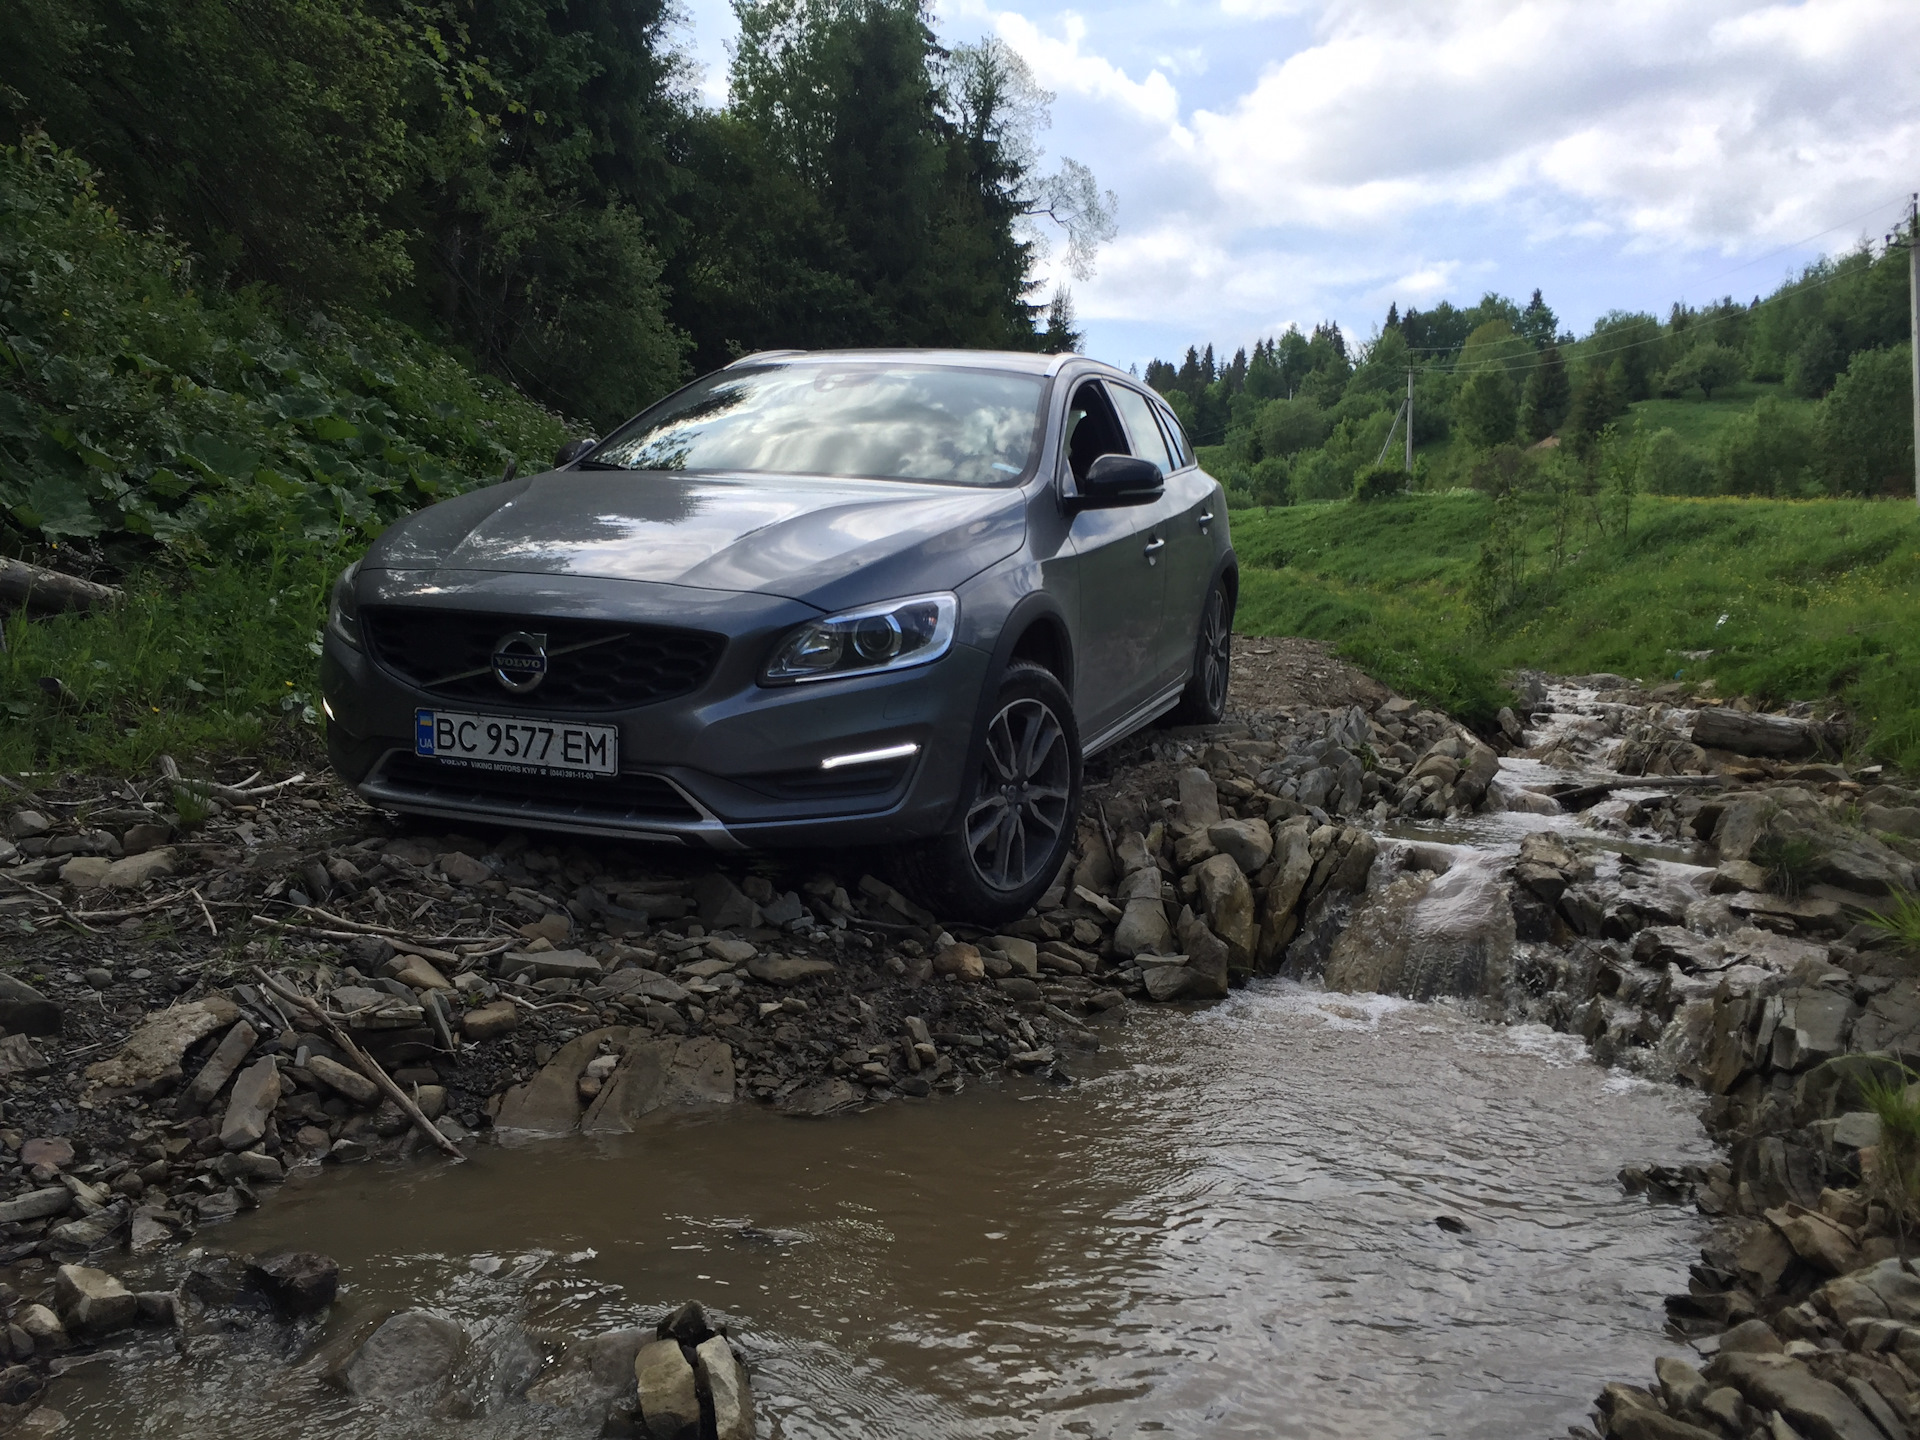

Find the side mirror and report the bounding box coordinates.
[553,437,598,468]
[1072,453,1163,509]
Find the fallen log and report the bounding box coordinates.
[0,558,121,615]
[1689,707,1829,760]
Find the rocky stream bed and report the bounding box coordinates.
[1,640,1919,1438]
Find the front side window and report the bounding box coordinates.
[1109,385,1175,474]
[585,364,1046,487]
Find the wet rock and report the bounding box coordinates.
[1607,1409,1721,1440]
[1139,958,1196,1002]
[1765,1205,1860,1275]
[1515,832,1577,904]
[53,1266,136,1335]
[1207,818,1273,874]
[745,956,837,987]
[16,1306,67,1353]
[695,1335,754,1440]
[1174,908,1231,1000]
[526,1327,646,1410]
[777,1078,859,1117]
[1711,859,1768,894]
[496,1028,632,1134]
[177,1020,259,1118]
[1769,989,1852,1072]
[82,997,237,1098]
[581,1038,735,1133]
[634,1338,701,1440]
[219,1058,282,1150]
[461,999,520,1040]
[306,1054,379,1106]
[1192,854,1255,972]
[1325,856,1514,1004]
[0,975,61,1037]
[1704,1351,1881,1440]
[333,1310,466,1407]
[246,1251,339,1314]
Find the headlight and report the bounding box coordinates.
[763,593,958,684]
[327,561,362,650]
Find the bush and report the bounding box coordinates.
[0,137,565,554]
[1352,465,1407,502]
[1818,344,1914,496]
[1714,396,1816,497]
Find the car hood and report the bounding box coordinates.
[365,469,1027,610]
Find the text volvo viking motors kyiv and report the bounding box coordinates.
[320,350,1234,922]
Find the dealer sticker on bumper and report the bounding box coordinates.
[414,709,618,777]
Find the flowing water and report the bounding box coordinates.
[53,984,1710,1440]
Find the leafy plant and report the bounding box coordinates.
[1858,1071,1920,1230]
[1751,831,1821,899]
[1862,889,1920,953]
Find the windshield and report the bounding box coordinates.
[585,364,1045,486]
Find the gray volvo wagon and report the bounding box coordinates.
[320,349,1235,922]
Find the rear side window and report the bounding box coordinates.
[1157,404,1194,468]
[1109,385,1175,474]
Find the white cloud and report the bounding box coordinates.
[989,11,1191,138]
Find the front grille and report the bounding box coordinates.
[362,608,723,711]
[375,753,705,824]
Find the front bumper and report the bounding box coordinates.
[320,568,987,851]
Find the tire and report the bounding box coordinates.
[896,661,1083,926]
[1166,578,1234,725]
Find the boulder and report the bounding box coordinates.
[332,1310,466,1407]
[1769,989,1853,1072]
[1704,1351,1882,1440]
[1692,707,1824,758]
[580,1038,735,1134]
[692,874,760,931]
[1192,854,1255,972]
[437,851,491,887]
[526,1327,647,1409]
[1765,1204,1860,1275]
[0,1189,70,1225]
[103,848,175,890]
[931,944,985,982]
[247,1251,339,1314]
[1112,868,1173,959]
[0,975,60,1037]
[1863,804,1920,839]
[460,999,520,1040]
[1174,766,1221,830]
[695,1335,754,1440]
[306,1055,379,1107]
[1816,1258,1920,1325]
[986,936,1039,977]
[633,1338,701,1440]
[177,1020,259,1118]
[53,1265,136,1334]
[745,956,837,986]
[495,1027,631,1135]
[82,997,238,1097]
[219,1058,282,1150]
[1206,818,1273,874]
[58,856,112,889]
[1174,908,1232,1000]
[388,955,451,991]
[1140,959,1196,1002]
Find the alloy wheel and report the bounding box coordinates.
[1199,587,1232,714]
[964,697,1072,892]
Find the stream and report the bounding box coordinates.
[46,681,1725,1438]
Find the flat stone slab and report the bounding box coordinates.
[82,997,238,1098]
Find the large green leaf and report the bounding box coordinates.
[19,475,103,538]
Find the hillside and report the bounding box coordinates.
[1229,493,1920,768]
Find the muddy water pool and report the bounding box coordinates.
[54,982,1710,1439]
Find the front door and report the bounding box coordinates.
[1061,379,1175,743]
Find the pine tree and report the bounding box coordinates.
[1517,288,1558,350]
[1519,345,1572,439]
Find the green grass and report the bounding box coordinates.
[1229,493,1920,763]
[1623,381,1806,451]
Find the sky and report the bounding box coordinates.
[673,0,1920,373]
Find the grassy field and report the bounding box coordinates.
[1622,381,1806,451]
[1230,493,1920,765]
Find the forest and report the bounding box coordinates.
[1146,244,1915,509]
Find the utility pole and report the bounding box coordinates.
[1909,194,1919,509]
[1405,368,1414,473]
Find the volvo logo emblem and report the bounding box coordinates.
[491,632,549,693]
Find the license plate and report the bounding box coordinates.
[414,709,618,777]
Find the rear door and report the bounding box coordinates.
[1060,378,1174,743]
[1107,382,1214,692]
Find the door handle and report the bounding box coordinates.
[1197,510,1214,530]
[1143,537,1165,565]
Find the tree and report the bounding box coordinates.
[1037,288,1081,354]
[1517,289,1558,350]
[1519,345,1571,439]
[1818,343,1914,495]
[1257,397,1331,457]
[1714,397,1816,496]
[1457,368,1517,449]
[1582,311,1663,401]
[1566,364,1626,455]
[1659,341,1743,400]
